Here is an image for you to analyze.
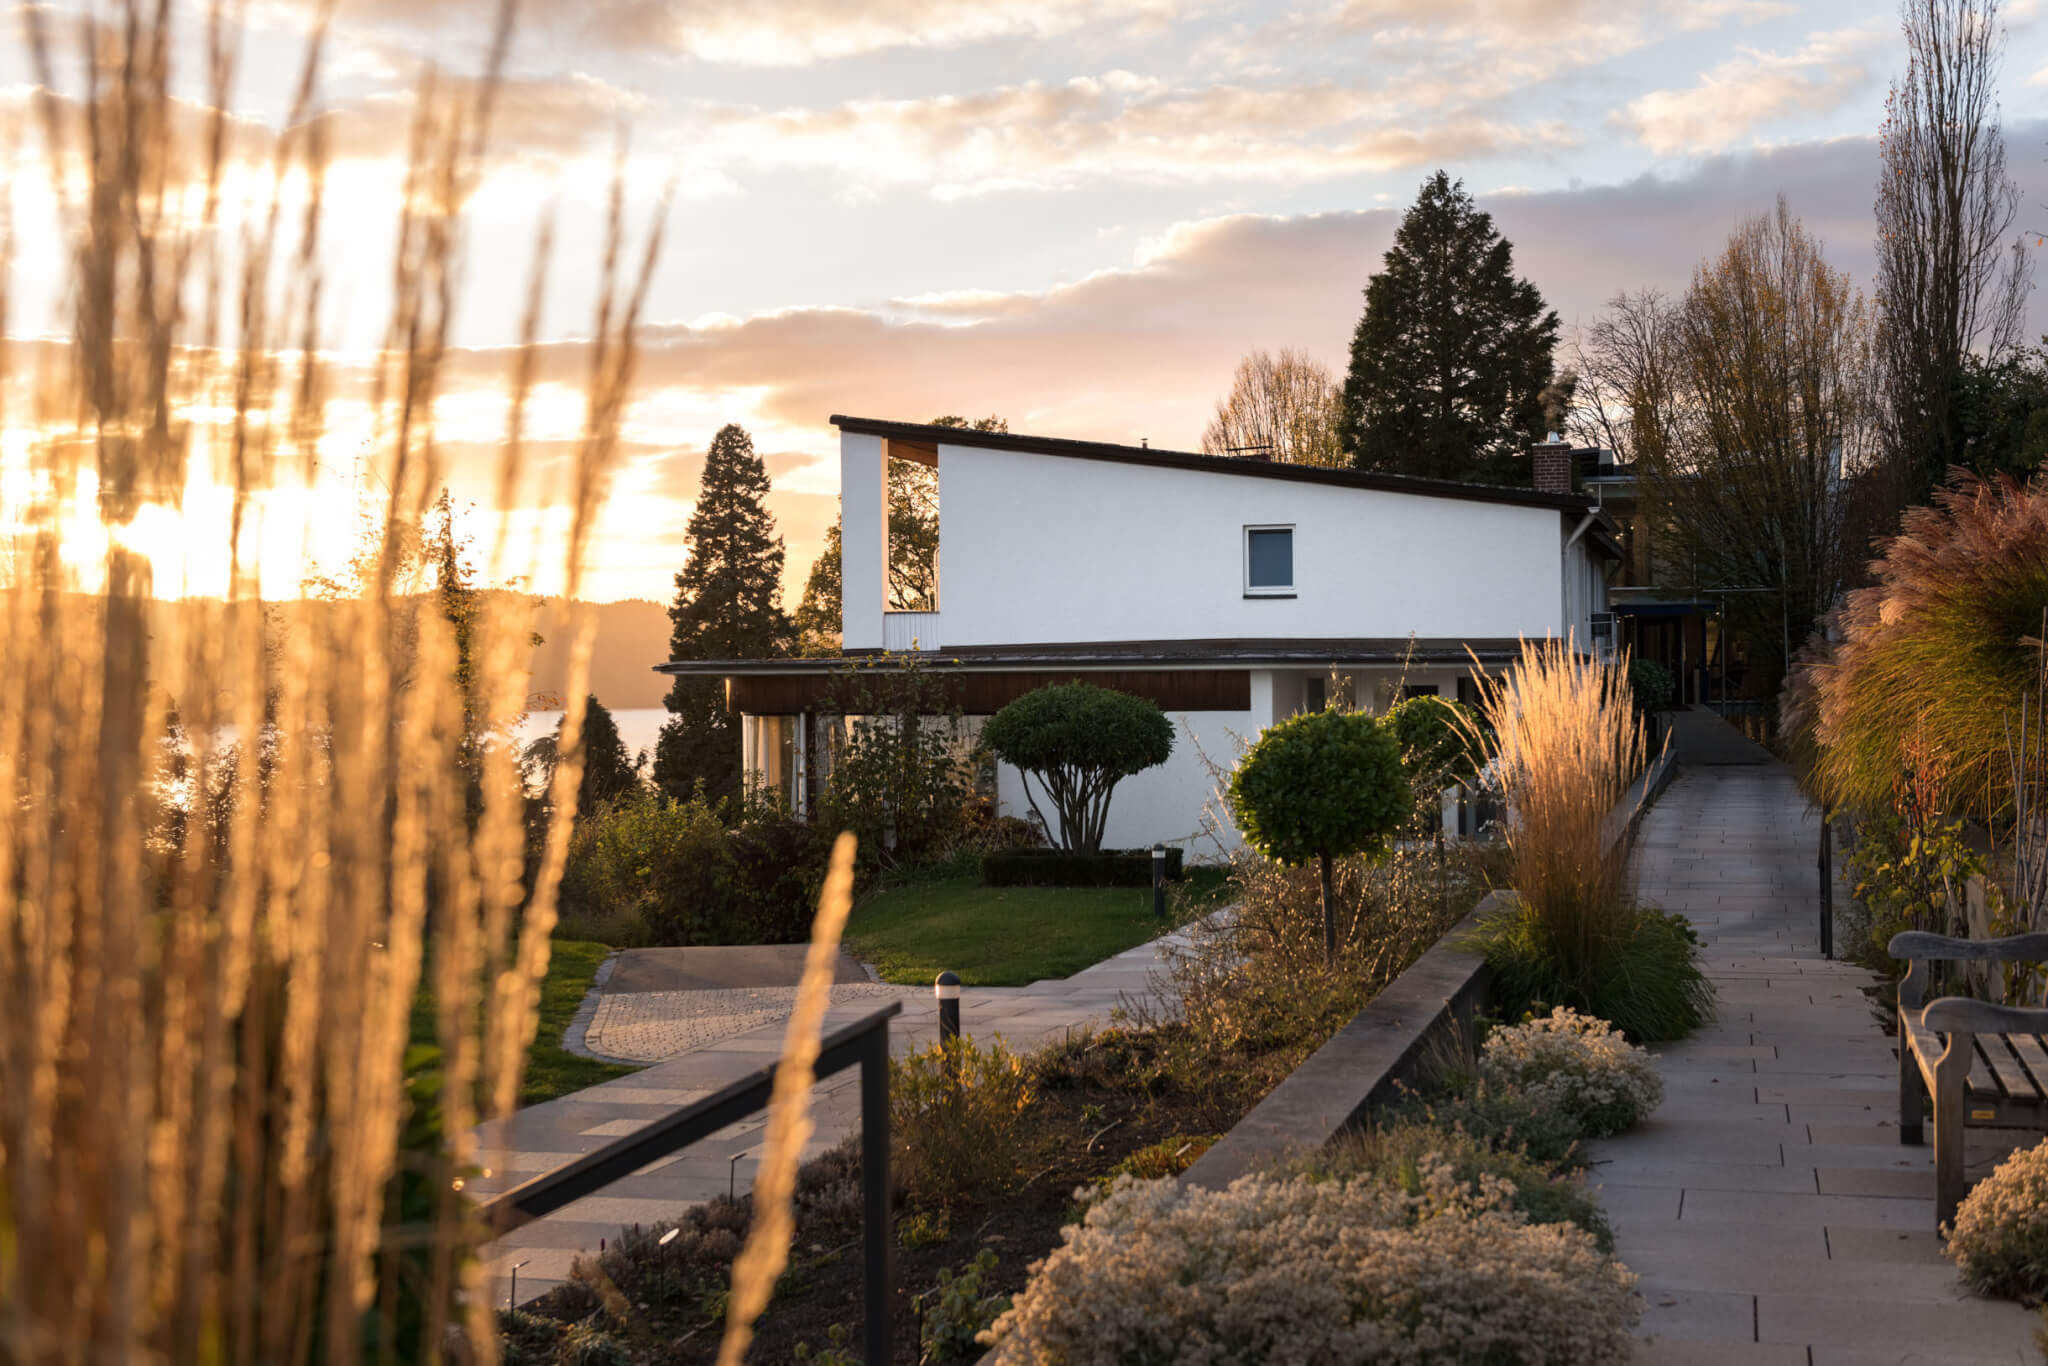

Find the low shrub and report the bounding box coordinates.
[1300,1121,1611,1251]
[980,1167,1638,1364]
[1385,1073,1588,1172]
[915,1248,1012,1363]
[1469,902,1713,1043]
[892,1035,1036,1208]
[983,846,1184,887]
[1479,1008,1664,1139]
[557,796,830,945]
[1628,658,1675,714]
[1947,1136,2048,1303]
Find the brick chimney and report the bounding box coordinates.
[1531,433,1573,495]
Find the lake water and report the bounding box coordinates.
[517,707,670,763]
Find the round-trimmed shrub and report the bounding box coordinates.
[980,1167,1639,1364]
[1947,1137,2048,1302]
[981,683,1174,853]
[1228,708,1410,964]
[1626,658,1675,715]
[1480,1008,1665,1139]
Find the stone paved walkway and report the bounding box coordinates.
[472,919,1200,1307]
[1593,752,2040,1364]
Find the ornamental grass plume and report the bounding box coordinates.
[0,5,668,1361]
[1795,470,2048,824]
[1464,638,1645,977]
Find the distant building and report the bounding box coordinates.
[657,418,1623,853]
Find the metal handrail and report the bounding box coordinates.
[479,1001,902,1361]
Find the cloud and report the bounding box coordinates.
[1619,26,1886,155]
[691,75,1573,196]
[329,0,1184,66]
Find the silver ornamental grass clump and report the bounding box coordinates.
[1480,1007,1665,1139]
[1947,1137,2048,1302]
[979,1165,1638,1365]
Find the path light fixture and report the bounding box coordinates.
[935,970,961,1049]
[1152,844,1167,919]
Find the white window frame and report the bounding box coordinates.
[1243,523,1296,598]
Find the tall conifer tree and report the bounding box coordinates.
[654,423,790,804]
[1340,172,1563,484]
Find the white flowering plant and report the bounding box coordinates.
[1948,1137,2048,1303]
[1480,1008,1664,1139]
[979,1166,1638,1365]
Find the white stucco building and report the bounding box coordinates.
[656,416,1621,855]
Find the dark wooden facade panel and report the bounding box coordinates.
[729,669,1252,716]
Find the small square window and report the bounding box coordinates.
[1245,526,1293,595]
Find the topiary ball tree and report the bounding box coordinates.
[1387,694,1485,823]
[1229,708,1411,966]
[981,683,1174,854]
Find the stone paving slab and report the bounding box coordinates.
[1590,755,2040,1363]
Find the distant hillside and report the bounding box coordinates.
[526,598,674,709]
[137,594,679,713]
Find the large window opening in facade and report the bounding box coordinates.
[886,441,939,612]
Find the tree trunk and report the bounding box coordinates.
[1320,851,1336,968]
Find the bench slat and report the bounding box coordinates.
[1967,1048,2000,1103]
[2007,1033,2048,1097]
[1977,1036,2043,1104]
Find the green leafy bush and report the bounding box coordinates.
[1387,694,1485,818]
[1478,1008,1665,1138]
[1228,708,1410,963]
[981,1168,1639,1364]
[1386,1073,1588,1172]
[557,796,828,945]
[982,846,1184,886]
[916,1249,1013,1362]
[1301,1121,1611,1250]
[1627,659,1675,714]
[1947,1136,2048,1303]
[1468,903,1713,1044]
[981,683,1174,853]
[892,1035,1036,1208]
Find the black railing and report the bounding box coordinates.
[479,1001,902,1362]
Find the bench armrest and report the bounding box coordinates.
[1888,930,2048,963]
[1921,997,2048,1035]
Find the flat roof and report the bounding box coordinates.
[830,414,1615,519]
[657,637,1535,676]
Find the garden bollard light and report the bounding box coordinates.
[1152,843,1167,919]
[935,970,961,1050]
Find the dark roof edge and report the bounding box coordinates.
[655,637,1531,676]
[829,415,1597,514]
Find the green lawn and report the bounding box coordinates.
[408,938,641,1107]
[845,867,1230,987]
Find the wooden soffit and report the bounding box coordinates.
[729,668,1251,716]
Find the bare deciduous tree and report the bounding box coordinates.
[1579,201,1876,691]
[1875,0,2033,509]
[1200,348,1345,467]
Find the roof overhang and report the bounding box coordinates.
[656,637,1535,677]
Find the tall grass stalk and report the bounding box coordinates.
[1466,638,1645,992]
[717,832,859,1366]
[0,4,666,1361]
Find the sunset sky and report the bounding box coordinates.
[6,0,2048,604]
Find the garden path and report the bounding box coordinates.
[1593,746,2039,1364]
[470,917,1201,1308]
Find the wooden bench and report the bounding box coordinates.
[1891,930,2048,1228]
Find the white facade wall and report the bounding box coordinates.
[932,444,1568,646]
[840,432,887,651]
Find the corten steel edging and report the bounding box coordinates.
[478,1002,902,1238]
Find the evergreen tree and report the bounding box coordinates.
[654,423,790,804]
[1340,172,1563,484]
[524,695,642,814]
[794,517,843,656]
